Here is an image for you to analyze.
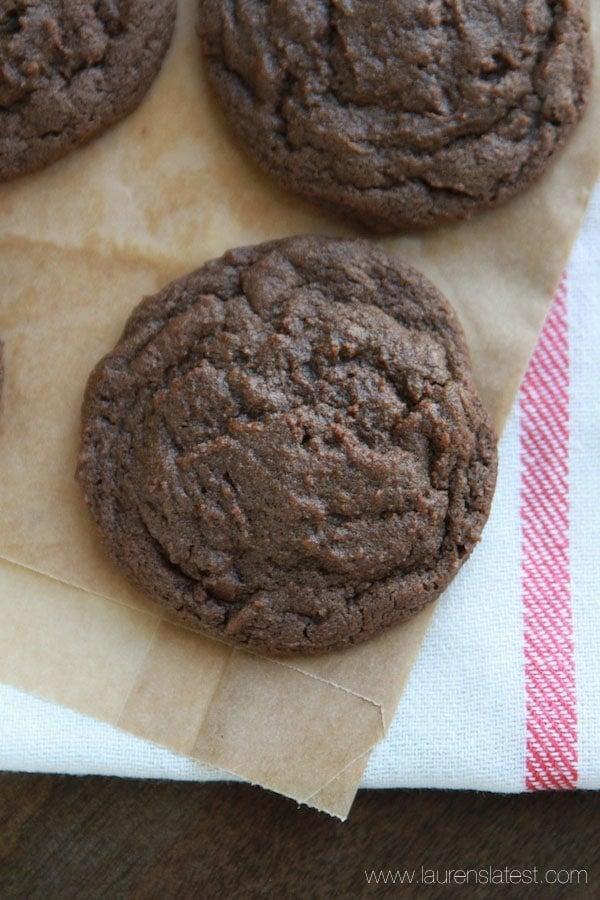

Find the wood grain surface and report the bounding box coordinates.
[0,776,598,898]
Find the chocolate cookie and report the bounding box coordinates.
[0,0,176,181]
[199,0,592,231]
[77,236,497,655]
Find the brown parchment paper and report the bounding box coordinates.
[0,0,599,819]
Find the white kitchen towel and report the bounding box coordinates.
[1,186,599,793]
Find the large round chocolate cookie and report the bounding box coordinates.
[78,236,497,655]
[199,0,592,231]
[0,0,176,181]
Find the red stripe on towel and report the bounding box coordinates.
[520,278,577,791]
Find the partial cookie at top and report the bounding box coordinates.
[78,236,497,656]
[199,0,592,232]
[0,0,176,181]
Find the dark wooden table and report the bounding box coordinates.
[0,777,598,898]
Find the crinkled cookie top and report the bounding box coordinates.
[78,237,498,655]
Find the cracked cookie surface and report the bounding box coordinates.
[0,0,176,180]
[199,0,592,231]
[78,236,498,655]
